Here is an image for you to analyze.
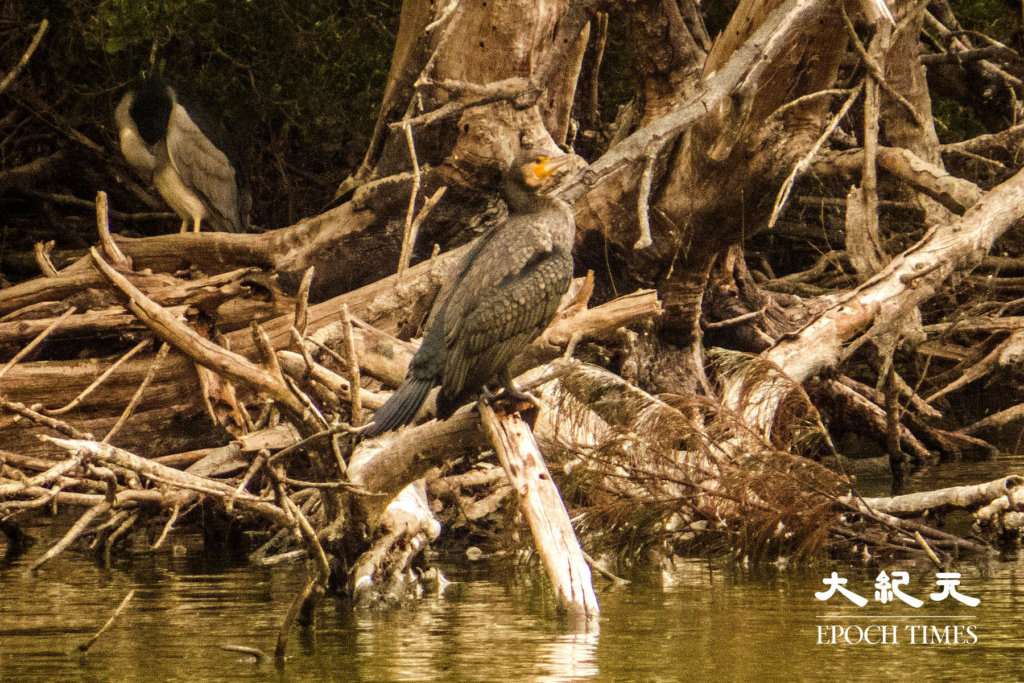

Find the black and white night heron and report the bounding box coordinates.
[115,79,249,233]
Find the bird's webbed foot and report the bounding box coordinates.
[501,384,541,409]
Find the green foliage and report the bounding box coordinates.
[6,0,400,233]
[931,93,988,143]
[948,0,1015,40]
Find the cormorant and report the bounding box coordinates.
[362,152,580,438]
[115,78,249,233]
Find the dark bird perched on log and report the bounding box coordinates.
[115,78,249,233]
[362,152,580,438]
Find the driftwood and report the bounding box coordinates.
[77,589,135,654]
[478,401,599,625]
[0,207,661,621]
[348,480,441,607]
[13,178,1011,603]
[42,437,291,526]
[841,476,1024,516]
[767,159,1024,384]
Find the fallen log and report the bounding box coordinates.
[768,157,1024,383]
[347,409,486,526]
[840,475,1024,516]
[89,248,318,430]
[478,401,599,625]
[1,231,659,458]
[224,240,469,355]
[807,378,933,465]
[839,496,993,555]
[0,306,174,346]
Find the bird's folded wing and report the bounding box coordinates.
[442,246,572,395]
[166,105,240,230]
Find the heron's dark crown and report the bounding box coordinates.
[129,79,174,146]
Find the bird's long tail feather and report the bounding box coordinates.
[361,377,436,438]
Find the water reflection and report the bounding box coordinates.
[531,632,599,682]
[1,543,1021,682]
[3,454,1024,682]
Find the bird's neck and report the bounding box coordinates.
[501,182,560,214]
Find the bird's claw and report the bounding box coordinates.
[480,384,542,419]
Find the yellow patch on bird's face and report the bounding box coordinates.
[523,156,554,187]
[532,156,552,178]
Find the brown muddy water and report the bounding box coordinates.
[2,458,1024,683]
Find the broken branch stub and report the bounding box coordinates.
[477,401,599,626]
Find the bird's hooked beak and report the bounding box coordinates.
[522,154,583,193]
[530,154,579,181]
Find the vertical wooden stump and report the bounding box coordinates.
[478,401,600,627]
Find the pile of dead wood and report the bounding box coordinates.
[0,194,666,628]
[1,189,1023,644]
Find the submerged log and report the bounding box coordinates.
[348,480,442,607]
[478,401,599,625]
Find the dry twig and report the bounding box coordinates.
[0,20,48,96]
[77,589,136,654]
[0,306,76,381]
[103,343,171,443]
[768,86,861,229]
[294,267,315,337]
[339,304,363,427]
